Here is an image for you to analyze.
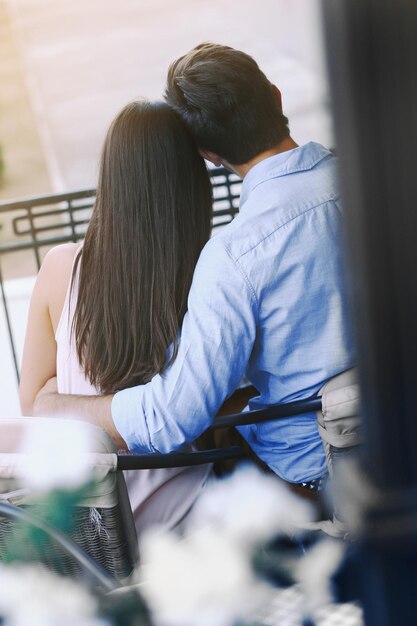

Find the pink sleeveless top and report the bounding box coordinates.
[55,254,211,535]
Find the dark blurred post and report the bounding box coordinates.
[322,1,417,624]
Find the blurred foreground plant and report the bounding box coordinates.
[0,419,151,626]
[0,419,347,626]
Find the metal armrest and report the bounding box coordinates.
[117,446,247,470]
[117,371,361,471]
[115,396,324,470]
[211,396,322,429]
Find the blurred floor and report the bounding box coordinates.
[5,0,333,191]
[0,1,51,202]
[0,0,52,279]
[254,585,363,626]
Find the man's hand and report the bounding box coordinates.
[33,377,128,450]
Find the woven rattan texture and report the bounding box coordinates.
[0,505,134,580]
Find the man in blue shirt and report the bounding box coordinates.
[36,43,354,486]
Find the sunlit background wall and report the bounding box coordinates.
[0,0,332,415]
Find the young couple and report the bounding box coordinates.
[20,43,354,534]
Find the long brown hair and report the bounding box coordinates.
[71,101,212,393]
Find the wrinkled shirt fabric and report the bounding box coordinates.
[112,142,354,483]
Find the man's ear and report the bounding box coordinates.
[271,84,283,112]
[199,149,223,167]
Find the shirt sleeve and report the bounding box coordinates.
[111,238,258,453]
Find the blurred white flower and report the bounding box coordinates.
[0,563,108,626]
[137,465,315,626]
[295,538,345,612]
[185,464,315,544]
[139,525,269,626]
[19,419,93,491]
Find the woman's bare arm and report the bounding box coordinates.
[19,244,79,415]
[20,243,127,449]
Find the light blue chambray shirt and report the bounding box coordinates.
[112,142,355,483]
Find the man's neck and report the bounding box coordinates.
[230,136,299,179]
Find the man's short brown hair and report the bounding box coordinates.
[165,42,290,165]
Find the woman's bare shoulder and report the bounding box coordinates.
[42,242,81,270]
[39,242,82,330]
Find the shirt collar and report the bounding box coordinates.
[239,141,332,209]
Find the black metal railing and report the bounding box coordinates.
[0,167,241,385]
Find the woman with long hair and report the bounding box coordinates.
[19,100,213,533]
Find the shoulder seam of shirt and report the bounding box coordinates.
[237,196,340,260]
[247,152,333,196]
[223,242,259,308]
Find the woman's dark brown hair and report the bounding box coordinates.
[71,100,212,393]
